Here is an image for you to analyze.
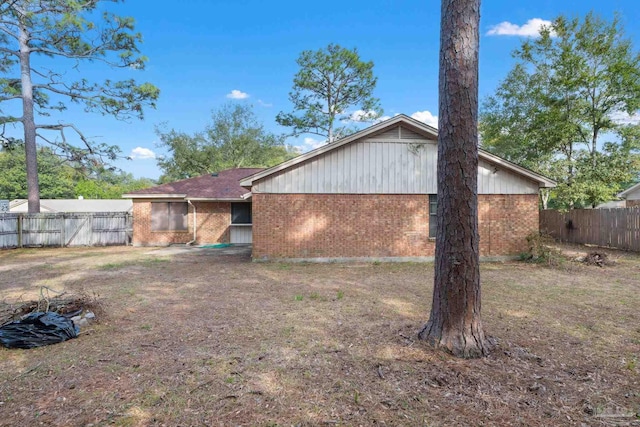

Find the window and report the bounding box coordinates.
[429,194,437,238]
[151,202,188,231]
[231,203,252,224]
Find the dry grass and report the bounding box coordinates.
[0,245,639,426]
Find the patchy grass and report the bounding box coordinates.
[0,244,639,426]
[98,257,169,271]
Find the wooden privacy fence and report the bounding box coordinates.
[0,212,132,249]
[540,208,640,252]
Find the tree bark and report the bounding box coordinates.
[18,20,40,213]
[418,0,490,358]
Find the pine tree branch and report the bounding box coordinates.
[35,123,93,152]
[0,24,19,40]
[32,83,98,101]
[0,46,18,57]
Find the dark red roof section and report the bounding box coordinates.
[126,168,264,199]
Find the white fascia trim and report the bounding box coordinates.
[617,181,640,199]
[186,197,247,202]
[122,194,187,199]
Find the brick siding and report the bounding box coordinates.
[478,194,539,256]
[252,194,539,259]
[132,200,231,246]
[627,199,640,208]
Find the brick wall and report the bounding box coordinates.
[478,194,539,256]
[627,200,640,208]
[252,194,539,259]
[132,200,231,246]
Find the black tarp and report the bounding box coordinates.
[0,312,79,349]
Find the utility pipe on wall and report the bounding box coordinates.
[186,200,197,246]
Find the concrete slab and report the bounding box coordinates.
[144,244,252,258]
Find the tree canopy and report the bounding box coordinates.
[0,0,159,212]
[0,142,156,200]
[157,103,296,183]
[0,142,75,200]
[480,12,640,209]
[276,43,382,143]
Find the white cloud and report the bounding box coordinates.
[257,99,273,107]
[486,18,554,37]
[611,110,640,125]
[348,109,379,122]
[302,137,327,150]
[411,110,438,128]
[375,115,392,123]
[130,147,156,160]
[294,137,327,154]
[226,89,250,99]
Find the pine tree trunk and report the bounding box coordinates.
[18,20,40,213]
[418,0,490,358]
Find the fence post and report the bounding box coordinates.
[17,214,23,248]
[61,213,65,248]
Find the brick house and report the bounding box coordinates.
[123,168,262,246]
[618,182,640,207]
[239,115,556,261]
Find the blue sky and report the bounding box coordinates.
[4,0,640,179]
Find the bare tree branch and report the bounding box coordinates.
[35,122,93,151]
[0,46,18,57]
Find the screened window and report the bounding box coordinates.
[231,203,252,224]
[151,202,188,231]
[429,194,437,238]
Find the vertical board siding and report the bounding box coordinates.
[373,126,401,139]
[540,208,640,252]
[399,126,425,139]
[0,212,132,249]
[254,140,539,195]
[230,226,252,244]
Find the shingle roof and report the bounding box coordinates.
[123,168,264,200]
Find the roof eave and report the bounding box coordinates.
[122,194,187,199]
[617,181,640,198]
[186,197,248,202]
[478,149,557,188]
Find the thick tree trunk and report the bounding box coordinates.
[418,0,490,358]
[18,21,40,213]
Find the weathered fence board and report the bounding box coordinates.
[0,214,19,249]
[0,212,131,249]
[540,208,640,252]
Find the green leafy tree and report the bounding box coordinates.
[157,103,296,183]
[0,143,155,200]
[0,143,75,199]
[0,1,159,212]
[480,12,640,209]
[74,168,155,198]
[276,43,382,143]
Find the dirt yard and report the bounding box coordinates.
[0,245,639,426]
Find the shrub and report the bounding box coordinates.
[519,232,565,267]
